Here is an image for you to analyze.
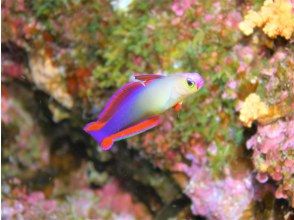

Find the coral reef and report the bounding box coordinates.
[247,116,294,206]
[2,0,294,219]
[173,150,254,220]
[3,176,152,220]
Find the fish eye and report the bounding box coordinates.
[186,78,195,88]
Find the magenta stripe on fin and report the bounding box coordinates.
[98,82,143,122]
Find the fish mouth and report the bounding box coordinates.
[196,77,205,89]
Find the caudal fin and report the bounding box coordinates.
[83,121,113,150]
[84,121,106,132]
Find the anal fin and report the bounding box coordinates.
[100,116,161,150]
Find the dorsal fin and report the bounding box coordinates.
[131,74,165,84]
[98,81,144,122]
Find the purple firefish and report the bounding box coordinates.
[84,73,204,150]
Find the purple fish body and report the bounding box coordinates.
[84,73,204,150]
[92,90,148,143]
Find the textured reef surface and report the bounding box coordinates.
[2,0,294,219]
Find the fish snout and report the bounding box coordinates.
[196,77,205,89]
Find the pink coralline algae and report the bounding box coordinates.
[174,152,254,219]
[225,12,242,29]
[132,56,143,66]
[1,86,50,171]
[2,179,152,220]
[233,44,255,64]
[171,0,197,16]
[2,60,24,78]
[1,89,12,124]
[2,192,57,220]
[99,180,152,219]
[261,49,294,106]
[247,116,294,206]
[222,80,238,99]
[50,163,151,219]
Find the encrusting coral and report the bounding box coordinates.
[239,93,269,127]
[239,0,294,39]
[172,144,254,220]
[247,116,294,207]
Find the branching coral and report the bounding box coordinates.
[239,0,294,39]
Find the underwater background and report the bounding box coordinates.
[2,0,294,219]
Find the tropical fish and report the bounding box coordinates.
[84,73,204,150]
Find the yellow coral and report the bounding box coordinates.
[239,93,269,127]
[239,0,294,39]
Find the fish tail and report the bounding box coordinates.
[83,122,113,150]
[84,121,106,132]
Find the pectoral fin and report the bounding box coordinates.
[173,102,183,112]
[100,116,161,150]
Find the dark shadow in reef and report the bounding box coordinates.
[155,195,206,220]
[2,78,197,218]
